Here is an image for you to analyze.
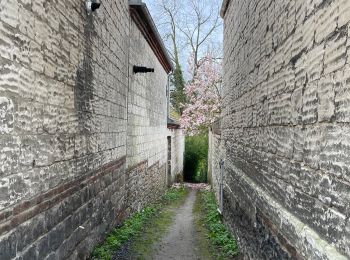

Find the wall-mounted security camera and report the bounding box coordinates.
[86,0,101,14]
[133,66,155,74]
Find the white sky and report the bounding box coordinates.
[142,0,223,78]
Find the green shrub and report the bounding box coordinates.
[184,133,208,183]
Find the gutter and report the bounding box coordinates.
[218,159,224,215]
[220,0,230,18]
[167,72,173,118]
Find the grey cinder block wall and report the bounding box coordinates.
[0,0,181,259]
[215,0,350,259]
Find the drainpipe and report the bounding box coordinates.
[167,72,172,118]
[218,159,224,215]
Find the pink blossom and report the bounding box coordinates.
[180,53,222,135]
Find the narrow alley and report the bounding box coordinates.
[152,190,203,260]
[1,0,350,259]
[109,184,223,260]
[108,184,234,260]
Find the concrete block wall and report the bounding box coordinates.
[0,0,175,259]
[220,0,350,259]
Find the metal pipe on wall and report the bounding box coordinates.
[218,159,224,215]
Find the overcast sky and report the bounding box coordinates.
[142,0,223,78]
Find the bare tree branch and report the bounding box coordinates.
[149,0,222,79]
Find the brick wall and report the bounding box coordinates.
[0,0,176,259]
[220,0,350,259]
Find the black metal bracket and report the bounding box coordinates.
[91,2,101,12]
[133,66,155,74]
[86,0,101,14]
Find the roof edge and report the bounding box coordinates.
[167,117,181,129]
[129,1,174,73]
[220,0,230,18]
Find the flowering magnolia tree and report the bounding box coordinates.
[180,53,222,135]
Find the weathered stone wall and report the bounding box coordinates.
[125,161,166,214]
[167,129,185,184]
[0,0,129,213]
[0,0,174,259]
[126,17,169,209]
[0,1,130,258]
[127,19,168,169]
[220,0,350,259]
[208,127,221,203]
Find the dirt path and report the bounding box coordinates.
[112,186,213,260]
[151,190,208,260]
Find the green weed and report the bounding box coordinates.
[200,191,239,258]
[91,188,187,260]
[161,187,187,204]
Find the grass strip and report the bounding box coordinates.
[91,187,187,260]
[199,191,239,258]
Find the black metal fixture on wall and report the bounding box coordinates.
[218,159,224,215]
[133,66,155,74]
[86,0,101,14]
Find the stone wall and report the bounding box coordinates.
[125,17,169,213]
[167,129,185,184]
[0,0,175,259]
[0,0,129,214]
[127,18,168,169]
[125,161,167,215]
[208,126,221,203]
[220,0,350,259]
